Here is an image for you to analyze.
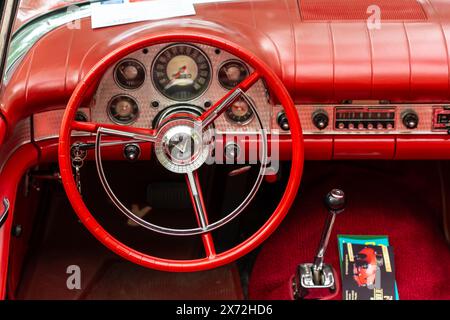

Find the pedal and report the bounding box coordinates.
[146,182,191,210]
[127,204,152,227]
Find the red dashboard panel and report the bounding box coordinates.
[1,0,450,158]
[299,0,427,21]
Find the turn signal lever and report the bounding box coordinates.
[292,189,345,299]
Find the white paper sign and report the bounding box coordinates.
[91,0,197,29]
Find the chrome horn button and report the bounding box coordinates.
[164,129,197,164]
[154,119,211,174]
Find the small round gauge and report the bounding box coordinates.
[218,60,249,90]
[107,95,139,125]
[152,44,212,101]
[114,59,146,90]
[225,97,254,125]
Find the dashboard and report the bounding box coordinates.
[90,43,272,134]
[3,0,450,164]
[21,36,450,164]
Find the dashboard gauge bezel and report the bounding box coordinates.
[113,58,147,90]
[218,59,250,90]
[224,94,256,126]
[151,43,213,102]
[106,94,140,125]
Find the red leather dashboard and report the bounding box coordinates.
[2,0,450,159]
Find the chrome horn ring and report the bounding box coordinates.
[94,93,268,236]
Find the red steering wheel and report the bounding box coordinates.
[58,34,304,272]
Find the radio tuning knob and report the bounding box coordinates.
[312,110,329,130]
[402,111,419,129]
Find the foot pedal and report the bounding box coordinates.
[127,204,152,227]
[146,182,191,210]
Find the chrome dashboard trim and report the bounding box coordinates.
[33,108,91,141]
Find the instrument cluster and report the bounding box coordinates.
[91,43,272,132]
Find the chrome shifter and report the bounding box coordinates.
[293,189,345,299]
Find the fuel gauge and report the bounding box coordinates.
[114,59,146,90]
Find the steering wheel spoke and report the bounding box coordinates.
[197,72,260,128]
[185,170,216,258]
[72,120,157,142]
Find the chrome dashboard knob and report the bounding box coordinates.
[402,111,419,129]
[312,110,329,130]
[277,112,290,131]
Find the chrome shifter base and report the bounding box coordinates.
[292,263,336,300]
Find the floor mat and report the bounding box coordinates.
[249,161,450,300]
[15,192,243,300]
[81,260,242,300]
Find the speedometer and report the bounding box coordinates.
[152,44,212,101]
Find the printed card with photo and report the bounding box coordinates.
[342,243,396,300]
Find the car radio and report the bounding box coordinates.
[273,103,447,135]
[334,107,396,131]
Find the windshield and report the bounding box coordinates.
[15,0,88,30]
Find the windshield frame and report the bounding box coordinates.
[0,0,20,87]
[15,0,97,32]
[4,1,93,82]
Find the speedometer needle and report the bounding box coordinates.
[164,65,188,90]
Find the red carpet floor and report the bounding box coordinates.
[249,161,450,300]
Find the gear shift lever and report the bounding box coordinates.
[312,189,346,284]
[292,189,345,299]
